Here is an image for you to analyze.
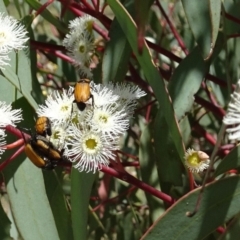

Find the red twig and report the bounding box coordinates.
[156,0,188,55]
[193,123,216,146]
[225,12,240,25]
[0,145,25,171]
[35,0,54,18]
[100,165,175,204]
[194,95,225,119]
[3,139,24,150]
[92,186,137,212]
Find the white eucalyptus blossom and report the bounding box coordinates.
[108,82,147,102]
[37,87,74,126]
[106,82,147,115]
[0,12,29,53]
[90,104,129,137]
[62,14,95,77]
[36,81,146,173]
[68,15,94,33]
[64,31,95,68]
[0,53,10,69]
[223,80,240,140]
[91,83,120,107]
[0,101,22,128]
[0,130,6,157]
[184,148,210,173]
[65,124,117,173]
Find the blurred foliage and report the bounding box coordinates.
[1,0,240,239]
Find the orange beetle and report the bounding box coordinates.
[35,116,52,137]
[73,78,94,111]
[23,133,66,170]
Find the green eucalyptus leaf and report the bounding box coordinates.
[168,47,209,121]
[43,170,73,240]
[214,145,240,177]
[2,51,38,110]
[102,19,131,83]
[107,0,185,163]
[139,120,164,221]
[142,176,240,240]
[71,168,96,240]
[154,111,183,186]
[0,201,11,239]
[25,0,67,34]
[181,0,221,59]
[4,161,59,240]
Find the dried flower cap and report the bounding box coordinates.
[184,148,210,173]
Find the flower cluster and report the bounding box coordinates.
[63,15,95,78]
[0,12,29,69]
[0,101,22,157]
[37,82,146,173]
[184,148,210,173]
[223,80,240,141]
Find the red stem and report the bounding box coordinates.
[193,123,216,146]
[100,165,175,204]
[4,139,24,150]
[92,186,137,212]
[194,95,225,119]
[225,12,240,25]
[35,0,54,18]
[156,0,188,55]
[0,145,25,171]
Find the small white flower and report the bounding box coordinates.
[63,15,95,76]
[50,123,68,149]
[0,13,29,53]
[106,82,146,116]
[37,87,74,126]
[107,82,147,102]
[0,101,22,128]
[65,31,95,67]
[78,65,93,78]
[91,83,120,107]
[0,53,10,69]
[65,124,118,173]
[90,104,129,137]
[184,148,210,173]
[68,15,94,34]
[223,80,240,140]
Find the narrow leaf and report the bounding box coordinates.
[142,176,240,240]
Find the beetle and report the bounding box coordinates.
[73,78,94,111]
[35,116,52,137]
[31,135,65,163]
[22,131,66,170]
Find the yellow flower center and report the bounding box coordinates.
[188,152,200,166]
[53,130,60,140]
[0,32,7,44]
[71,116,79,125]
[86,138,97,150]
[61,105,69,112]
[79,44,86,53]
[99,115,108,124]
[86,21,94,33]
